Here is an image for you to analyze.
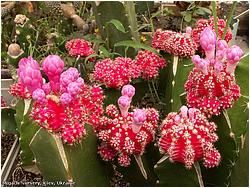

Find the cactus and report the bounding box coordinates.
[1,108,17,134]
[30,125,110,186]
[154,159,201,186]
[92,1,139,57]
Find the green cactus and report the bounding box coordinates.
[92,1,139,57]
[30,125,110,186]
[154,158,201,186]
[13,99,40,169]
[1,108,17,134]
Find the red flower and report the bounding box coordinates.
[135,50,167,79]
[192,17,233,48]
[9,82,31,99]
[93,57,140,88]
[152,29,198,57]
[65,39,95,61]
[159,106,221,169]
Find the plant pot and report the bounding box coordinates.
[1,69,14,106]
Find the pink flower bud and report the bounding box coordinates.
[217,40,228,50]
[185,26,192,35]
[118,96,131,117]
[121,84,135,99]
[214,61,223,76]
[132,109,147,133]
[60,93,72,105]
[32,88,46,104]
[192,55,209,74]
[42,83,51,95]
[76,77,84,86]
[42,55,64,91]
[188,108,195,120]
[174,115,181,123]
[200,27,216,59]
[180,106,188,118]
[17,57,43,93]
[67,82,80,96]
[226,45,244,74]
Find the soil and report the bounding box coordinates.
[7,155,44,187]
[1,132,15,168]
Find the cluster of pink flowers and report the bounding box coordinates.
[152,17,233,57]
[152,28,198,57]
[65,39,95,61]
[192,16,233,46]
[95,85,159,167]
[16,55,104,145]
[159,106,221,169]
[93,57,140,88]
[185,28,243,117]
[135,50,166,79]
[94,51,166,88]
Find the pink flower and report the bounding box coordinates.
[32,88,47,104]
[17,57,43,93]
[42,55,64,92]
[135,50,166,79]
[60,93,72,105]
[200,27,216,59]
[159,106,221,169]
[192,16,233,47]
[65,39,95,61]
[185,29,242,117]
[121,84,135,99]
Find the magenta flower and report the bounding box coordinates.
[42,55,64,92]
[17,57,43,93]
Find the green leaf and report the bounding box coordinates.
[154,158,200,186]
[63,125,110,186]
[30,129,69,183]
[195,7,212,15]
[184,11,192,22]
[99,45,110,58]
[107,19,126,33]
[1,108,17,134]
[114,40,159,54]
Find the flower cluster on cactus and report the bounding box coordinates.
[65,38,95,61]
[152,28,198,57]
[10,82,31,99]
[93,57,140,88]
[16,55,104,145]
[192,16,233,46]
[94,51,166,88]
[135,50,166,79]
[159,105,221,169]
[185,27,243,117]
[96,85,159,167]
